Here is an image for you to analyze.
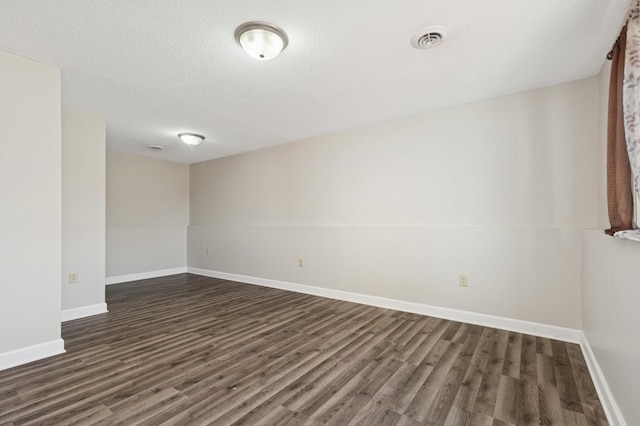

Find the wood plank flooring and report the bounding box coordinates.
[0,274,608,425]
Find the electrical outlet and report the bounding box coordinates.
[298,258,304,268]
[69,272,79,284]
[459,275,469,287]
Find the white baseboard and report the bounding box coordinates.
[61,303,108,322]
[187,267,582,343]
[106,267,188,285]
[579,332,627,426]
[0,339,65,372]
[189,268,626,424]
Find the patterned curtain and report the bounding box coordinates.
[607,2,640,240]
[623,1,640,230]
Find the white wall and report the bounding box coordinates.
[62,107,106,315]
[106,151,189,278]
[189,77,600,329]
[581,61,639,426]
[582,231,639,425]
[0,50,63,362]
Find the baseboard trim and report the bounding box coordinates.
[187,267,582,343]
[106,267,188,285]
[0,339,65,372]
[61,303,108,322]
[579,332,627,426]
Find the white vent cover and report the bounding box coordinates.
[411,26,448,49]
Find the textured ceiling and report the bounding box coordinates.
[0,0,631,164]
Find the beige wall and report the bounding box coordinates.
[192,78,599,229]
[62,107,106,311]
[189,77,600,329]
[106,151,189,277]
[0,50,62,353]
[581,61,639,426]
[582,231,639,425]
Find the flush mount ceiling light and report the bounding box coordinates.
[234,21,288,60]
[411,26,448,49]
[178,133,205,146]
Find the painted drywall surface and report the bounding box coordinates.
[189,226,581,326]
[580,61,638,426]
[192,78,599,229]
[582,230,640,425]
[0,50,62,351]
[62,107,106,310]
[106,151,189,277]
[189,77,600,329]
[106,226,186,276]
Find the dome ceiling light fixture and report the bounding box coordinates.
[234,21,288,60]
[178,133,205,146]
[411,26,448,49]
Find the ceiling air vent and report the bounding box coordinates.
[411,26,448,49]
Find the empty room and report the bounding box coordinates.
[1,1,639,425]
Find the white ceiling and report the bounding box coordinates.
[0,0,631,164]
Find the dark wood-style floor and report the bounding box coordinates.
[0,274,607,425]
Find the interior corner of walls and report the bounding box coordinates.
[0,339,65,372]
[579,332,628,426]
